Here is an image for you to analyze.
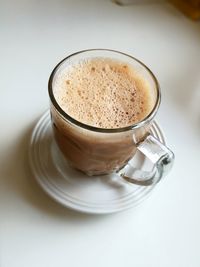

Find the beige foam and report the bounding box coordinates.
[53,58,154,128]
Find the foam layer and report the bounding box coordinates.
[53,58,154,128]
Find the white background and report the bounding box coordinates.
[1,1,200,266]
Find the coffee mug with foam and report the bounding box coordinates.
[48,49,174,186]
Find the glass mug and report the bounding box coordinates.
[48,49,174,186]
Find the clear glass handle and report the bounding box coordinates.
[120,135,174,186]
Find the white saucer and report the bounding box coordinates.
[29,111,166,214]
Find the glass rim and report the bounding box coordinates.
[48,49,161,133]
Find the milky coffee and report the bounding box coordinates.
[51,58,154,175]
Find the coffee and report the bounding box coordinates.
[54,58,154,129]
[50,55,156,175]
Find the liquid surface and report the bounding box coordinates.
[53,58,154,128]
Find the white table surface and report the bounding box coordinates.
[1,1,200,266]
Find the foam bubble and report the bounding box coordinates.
[53,58,154,128]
